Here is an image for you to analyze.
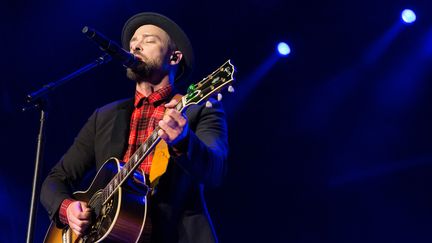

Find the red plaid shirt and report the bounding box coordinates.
[122,85,173,174]
[59,85,173,224]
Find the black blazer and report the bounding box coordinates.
[40,97,228,243]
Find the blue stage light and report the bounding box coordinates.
[401,9,416,24]
[277,42,291,56]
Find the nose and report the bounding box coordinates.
[130,42,142,53]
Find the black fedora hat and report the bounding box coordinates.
[121,12,194,82]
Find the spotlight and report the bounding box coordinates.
[401,9,416,24]
[277,42,291,56]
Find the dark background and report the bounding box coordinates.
[2,0,432,242]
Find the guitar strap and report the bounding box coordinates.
[149,140,170,189]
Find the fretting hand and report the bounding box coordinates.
[158,99,189,148]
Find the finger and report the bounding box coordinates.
[158,128,169,141]
[70,219,90,229]
[70,219,91,236]
[164,99,178,108]
[162,114,179,128]
[165,108,183,119]
[172,113,187,127]
[68,207,91,224]
[158,122,177,143]
[83,207,92,212]
[164,110,187,130]
[165,109,187,127]
[68,213,89,225]
[70,224,85,237]
[69,222,84,237]
[77,210,92,220]
[80,201,90,210]
[68,217,79,227]
[159,120,178,137]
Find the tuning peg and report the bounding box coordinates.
[228,85,235,93]
[205,101,213,108]
[217,93,223,101]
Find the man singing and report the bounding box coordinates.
[41,12,228,243]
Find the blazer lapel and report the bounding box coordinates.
[109,98,134,159]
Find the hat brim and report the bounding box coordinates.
[121,12,194,82]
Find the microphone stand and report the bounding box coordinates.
[23,54,111,243]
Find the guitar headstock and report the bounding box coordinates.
[183,60,235,107]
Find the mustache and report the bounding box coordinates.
[130,61,149,72]
[129,53,146,70]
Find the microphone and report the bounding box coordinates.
[82,26,141,69]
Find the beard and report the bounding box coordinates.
[126,60,153,81]
[126,56,169,84]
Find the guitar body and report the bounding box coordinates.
[44,158,149,243]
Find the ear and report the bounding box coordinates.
[169,51,183,65]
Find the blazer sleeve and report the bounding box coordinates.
[40,109,98,224]
[170,99,228,187]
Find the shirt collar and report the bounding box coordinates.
[134,84,173,107]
